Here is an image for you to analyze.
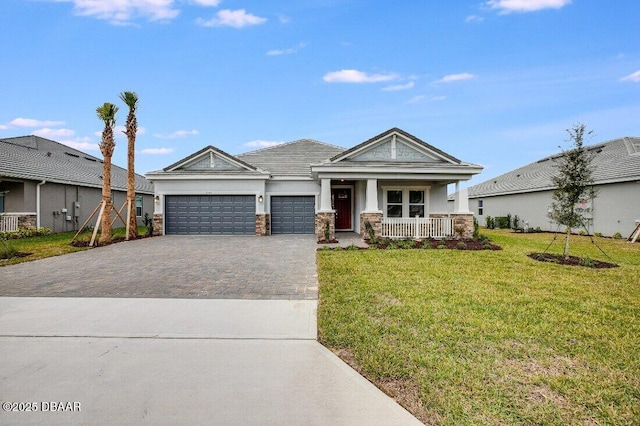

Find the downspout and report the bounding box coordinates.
[36,180,46,229]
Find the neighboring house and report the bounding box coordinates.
[459,136,640,237]
[0,135,154,233]
[147,128,483,241]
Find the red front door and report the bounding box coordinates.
[332,187,352,230]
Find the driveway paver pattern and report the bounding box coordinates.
[0,235,318,299]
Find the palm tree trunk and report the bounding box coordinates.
[99,157,112,244]
[126,146,137,240]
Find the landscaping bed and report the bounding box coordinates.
[528,252,618,268]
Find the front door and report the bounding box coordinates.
[332,187,352,230]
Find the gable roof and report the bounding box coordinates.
[162,145,262,174]
[330,127,462,164]
[237,139,344,177]
[466,136,640,198]
[0,135,153,193]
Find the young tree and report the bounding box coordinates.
[96,102,119,245]
[548,123,597,258]
[119,91,139,240]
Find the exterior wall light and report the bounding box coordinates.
[154,195,160,203]
[258,195,264,203]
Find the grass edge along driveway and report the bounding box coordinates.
[317,230,640,425]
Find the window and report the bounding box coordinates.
[409,190,425,217]
[478,200,484,216]
[386,190,403,218]
[384,188,428,218]
[0,193,4,213]
[135,195,143,217]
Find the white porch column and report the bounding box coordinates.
[453,181,470,213]
[364,179,381,212]
[319,178,333,212]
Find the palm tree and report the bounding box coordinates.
[96,102,119,245]
[119,91,139,240]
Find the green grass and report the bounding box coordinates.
[0,227,148,267]
[318,230,640,425]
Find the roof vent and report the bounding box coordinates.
[65,152,79,158]
[84,156,97,162]
[46,152,52,157]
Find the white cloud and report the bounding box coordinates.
[153,130,199,139]
[0,125,8,130]
[33,127,75,138]
[407,95,425,104]
[115,125,147,135]
[138,147,174,154]
[48,0,180,25]
[267,42,307,56]
[620,70,640,83]
[465,15,485,23]
[244,140,284,148]
[487,0,572,14]
[382,81,415,91]
[9,117,65,128]
[323,69,399,83]
[196,9,267,28]
[190,0,221,6]
[429,95,447,101]
[434,73,476,83]
[59,137,100,152]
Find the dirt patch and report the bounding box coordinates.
[71,234,153,248]
[0,251,32,260]
[528,253,618,268]
[332,347,434,424]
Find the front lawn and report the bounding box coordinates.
[0,227,148,266]
[317,230,640,425]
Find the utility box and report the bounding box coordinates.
[74,202,80,218]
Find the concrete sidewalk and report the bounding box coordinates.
[0,297,422,425]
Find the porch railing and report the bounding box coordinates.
[0,214,19,232]
[381,216,454,239]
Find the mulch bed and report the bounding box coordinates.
[528,253,618,268]
[71,233,153,248]
[320,238,502,251]
[0,251,31,260]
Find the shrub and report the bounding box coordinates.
[594,232,602,238]
[324,219,331,242]
[613,232,622,239]
[495,216,510,229]
[473,217,480,239]
[578,230,586,236]
[579,257,595,267]
[0,227,52,240]
[143,213,154,236]
[485,216,494,229]
[0,239,19,259]
[345,243,359,251]
[456,241,467,250]
[364,220,377,244]
[454,225,465,239]
[397,239,415,249]
[512,215,520,229]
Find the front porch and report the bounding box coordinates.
[314,177,474,241]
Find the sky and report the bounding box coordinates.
[1,0,639,189]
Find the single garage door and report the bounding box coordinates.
[271,196,315,234]
[165,195,255,235]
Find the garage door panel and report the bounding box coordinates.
[271,196,315,234]
[165,195,255,235]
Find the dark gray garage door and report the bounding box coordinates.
[165,195,255,235]
[271,196,315,234]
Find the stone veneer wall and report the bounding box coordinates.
[256,214,270,236]
[19,214,37,229]
[315,212,335,242]
[153,213,163,236]
[450,213,474,239]
[360,212,382,239]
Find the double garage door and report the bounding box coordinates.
[165,195,255,235]
[165,195,315,235]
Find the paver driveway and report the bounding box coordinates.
[0,235,318,299]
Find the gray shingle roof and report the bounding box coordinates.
[467,137,640,198]
[237,139,345,177]
[0,135,153,193]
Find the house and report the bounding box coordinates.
[0,135,154,233]
[461,136,640,237]
[146,128,483,241]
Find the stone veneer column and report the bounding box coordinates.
[315,212,335,242]
[152,213,163,236]
[360,212,382,239]
[450,213,474,239]
[256,214,270,236]
[18,214,37,229]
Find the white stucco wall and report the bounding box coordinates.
[461,181,640,237]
